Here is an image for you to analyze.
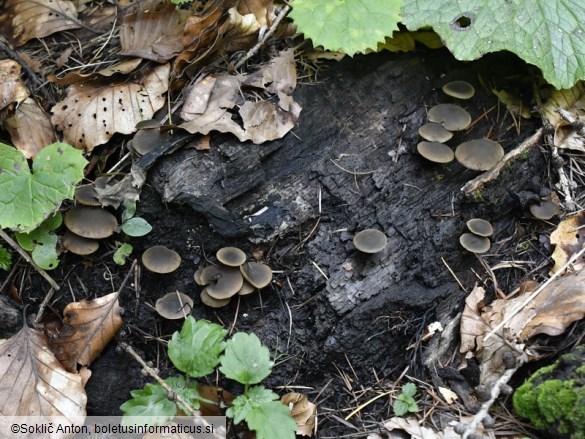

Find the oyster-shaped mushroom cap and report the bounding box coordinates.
[455,139,504,171]
[200,288,231,308]
[64,206,117,239]
[353,229,387,254]
[194,267,205,285]
[216,247,246,267]
[63,230,99,255]
[240,262,272,289]
[142,245,181,273]
[530,200,559,220]
[417,141,455,164]
[74,184,101,207]
[155,291,193,319]
[466,218,494,237]
[418,122,454,143]
[199,265,243,299]
[237,280,256,296]
[460,233,490,254]
[428,104,472,131]
[442,80,475,100]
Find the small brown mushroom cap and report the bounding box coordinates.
[417,141,455,164]
[466,218,494,237]
[64,206,117,239]
[240,262,272,289]
[428,104,472,131]
[460,233,491,254]
[63,230,99,255]
[216,247,246,267]
[353,229,387,254]
[455,138,504,171]
[530,200,559,220]
[442,80,475,100]
[155,291,193,319]
[194,267,205,285]
[418,122,454,143]
[237,280,256,296]
[201,288,231,308]
[142,245,181,274]
[199,265,243,299]
[74,184,101,207]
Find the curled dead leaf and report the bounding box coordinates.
[0,59,29,111]
[281,392,317,437]
[49,58,143,86]
[49,292,123,373]
[0,324,86,435]
[550,211,585,274]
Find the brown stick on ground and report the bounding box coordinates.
[461,128,544,196]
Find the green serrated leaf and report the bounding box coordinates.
[219,332,272,385]
[165,376,201,413]
[15,214,62,270]
[0,143,87,233]
[0,245,12,270]
[113,242,133,265]
[289,0,403,55]
[245,400,297,439]
[122,199,137,222]
[120,383,176,426]
[121,217,152,237]
[168,316,227,378]
[402,0,585,89]
[227,385,278,424]
[402,382,417,397]
[393,398,409,416]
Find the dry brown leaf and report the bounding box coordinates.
[237,0,273,27]
[5,97,57,158]
[550,211,585,274]
[542,82,585,151]
[49,292,123,373]
[51,63,169,151]
[240,99,301,143]
[0,59,29,111]
[49,58,143,85]
[281,392,317,437]
[0,324,86,427]
[438,387,458,404]
[120,0,189,62]
[1,0,81,46]
[243,49,296,96]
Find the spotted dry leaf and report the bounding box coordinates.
[51,63,169,151]
[120,0,189,62]
[0,59,29,111]
[0,324,86,427]
[49,292,123,373]
[5,97,57,158]
[1,0,81,46]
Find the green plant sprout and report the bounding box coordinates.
[120,317,296,439]
[0,244,12,270]
[15,214,62,270]
[393,382,419,416]
[113,200,152,265]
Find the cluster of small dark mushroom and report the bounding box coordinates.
[417,81,504,171]
[459,218,493,254]
[194,247,273,308]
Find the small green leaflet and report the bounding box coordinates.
[0,245,11,270]
[401,382,417,397]
[165,376,201,413]
[0,142,87,233]
[227,385,277,424]
[168,316,227,378]
[113,242,133,265]
[402,0,585,89]
[219,332,272,385]
[393,383,419,416]
[121,217,152,237]
[228,386,296,439]
[121,199,137,222]
[15,214,62,270]
[120,383,176,426]
[289,0,403,55]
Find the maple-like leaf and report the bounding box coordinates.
[49,292,124,373]
[0,0,81,46]
[51,64,169,151]
[0,324,87,432]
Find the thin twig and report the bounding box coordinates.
[462,128,543,195]
[441,257,467,292]
[0,229,60,291]
[234,5,292,70]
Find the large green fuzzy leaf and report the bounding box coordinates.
[402,0,585,89]
[0,142,87,232]
[290,0,403,55]
[219,332,272,385]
